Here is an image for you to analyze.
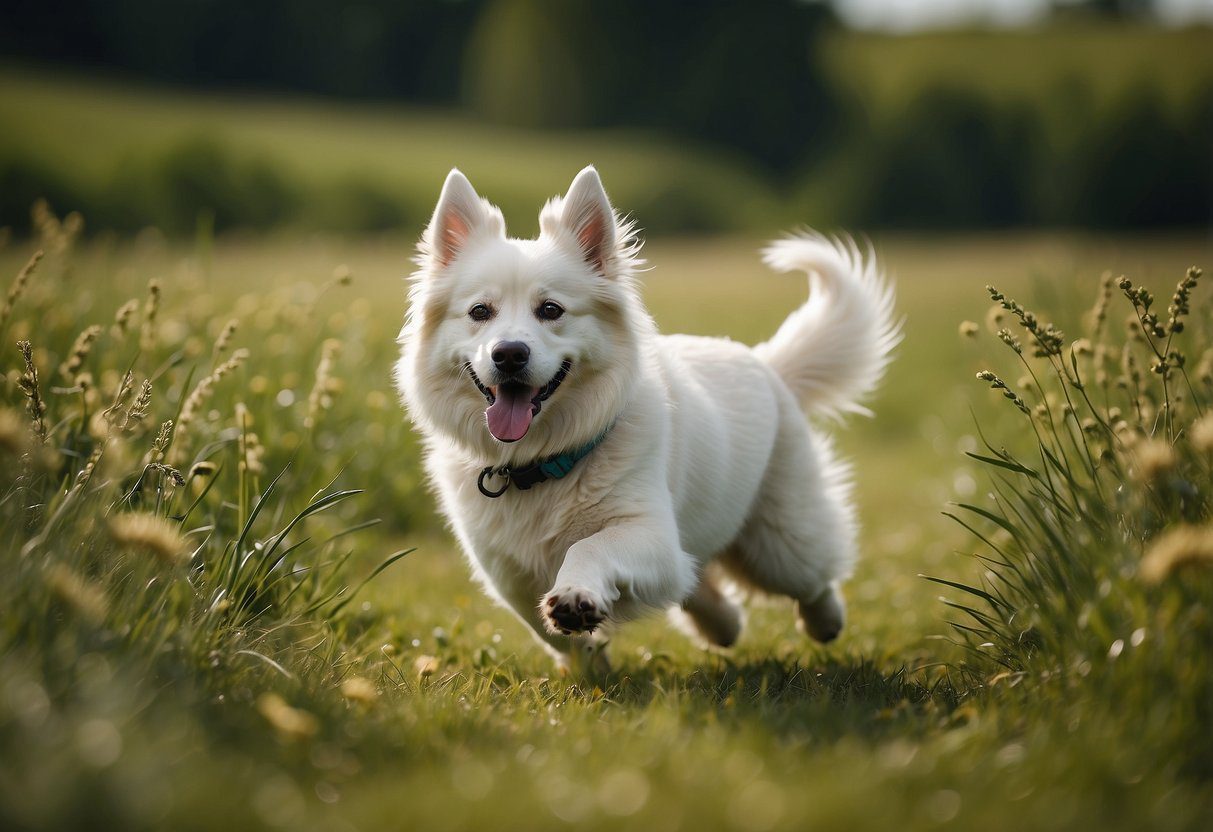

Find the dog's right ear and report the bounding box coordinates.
[426,169,491,269]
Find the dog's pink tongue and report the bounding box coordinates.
[486,385,539,442]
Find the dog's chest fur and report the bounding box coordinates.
[428,452,612,593]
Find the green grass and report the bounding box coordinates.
[820,22,1213,122]
[1,221,1211,831]
[0,69,776,234]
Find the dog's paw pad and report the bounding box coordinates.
[542,588,606,635]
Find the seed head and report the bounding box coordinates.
[16,340,48,444]
[147,420,173,465]
[996,329,1022,355]
[140,279,162,353]
[60,325,103,382]
[0,250,43,331]
[958,320,979,338]
[213,318,238,360]
[45,564,109,624]
[173,349,250,463]
[976,370,1030,414]
[113,299,140,336]
[1131,438,1176,484]
[1191,413,1213,456]
[257,693,318,741]
[1140,524,1213,584]
[108,512,189,565]
[340,676,378,704]
[1086,271,1114,337]
[1165,266,1201,335]
[305,339,342,430]
[189,460,218,479]
[0,408,29,456]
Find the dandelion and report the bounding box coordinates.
[958,321,979,338]
[140,279,162,353]
[333,264,353,286]
[16,341,48,444]
[340,676,378,704]
[1140,524,1213,584]
[0,250,43,332]
[59,324,103,382]
[305,339,342,430]
[257,693,318,741]
[108,512,188,565]
[45,564,109,624]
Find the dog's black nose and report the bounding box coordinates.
[491,341,530,375]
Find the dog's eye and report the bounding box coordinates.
[468,303,493,322]
[536,301,565,321]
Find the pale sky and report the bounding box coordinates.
[830,0,1213,31]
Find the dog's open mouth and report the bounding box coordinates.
[466,360,571,443]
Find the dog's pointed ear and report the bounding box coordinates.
[427,169,490,268]
[560,166,616,276]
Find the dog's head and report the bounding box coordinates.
[396,166,647,463]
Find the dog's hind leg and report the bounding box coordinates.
[722,398,857,644]
[673,565,744,648]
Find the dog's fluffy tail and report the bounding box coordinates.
[754,232,900,419]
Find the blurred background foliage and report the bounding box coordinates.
[0,0,1209,236]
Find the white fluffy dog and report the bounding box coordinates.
[395,166,898,670]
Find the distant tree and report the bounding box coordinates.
[1052,0,1154,18]
[462,0,839,173]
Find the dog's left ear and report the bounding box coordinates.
[560,166,616,276]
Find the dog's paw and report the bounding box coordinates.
[797,584,846,644]
[542,587,607,635]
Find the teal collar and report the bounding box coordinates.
[477,425,613,498]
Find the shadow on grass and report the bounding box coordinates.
[601,653,963,741]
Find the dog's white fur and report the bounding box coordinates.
[395,166,898,669]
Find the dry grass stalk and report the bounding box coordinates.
[16,341,48,444]
[0,250,44,332]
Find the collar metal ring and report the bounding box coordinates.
[477,466,511,498]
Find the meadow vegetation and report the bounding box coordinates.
[0,200,1210,829]
[2,20,1210,235]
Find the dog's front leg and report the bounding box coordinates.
[540,517,694,636]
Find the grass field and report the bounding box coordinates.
[821,23,1213,121]
[1,220,1210,831]
[3,21,1209,235]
